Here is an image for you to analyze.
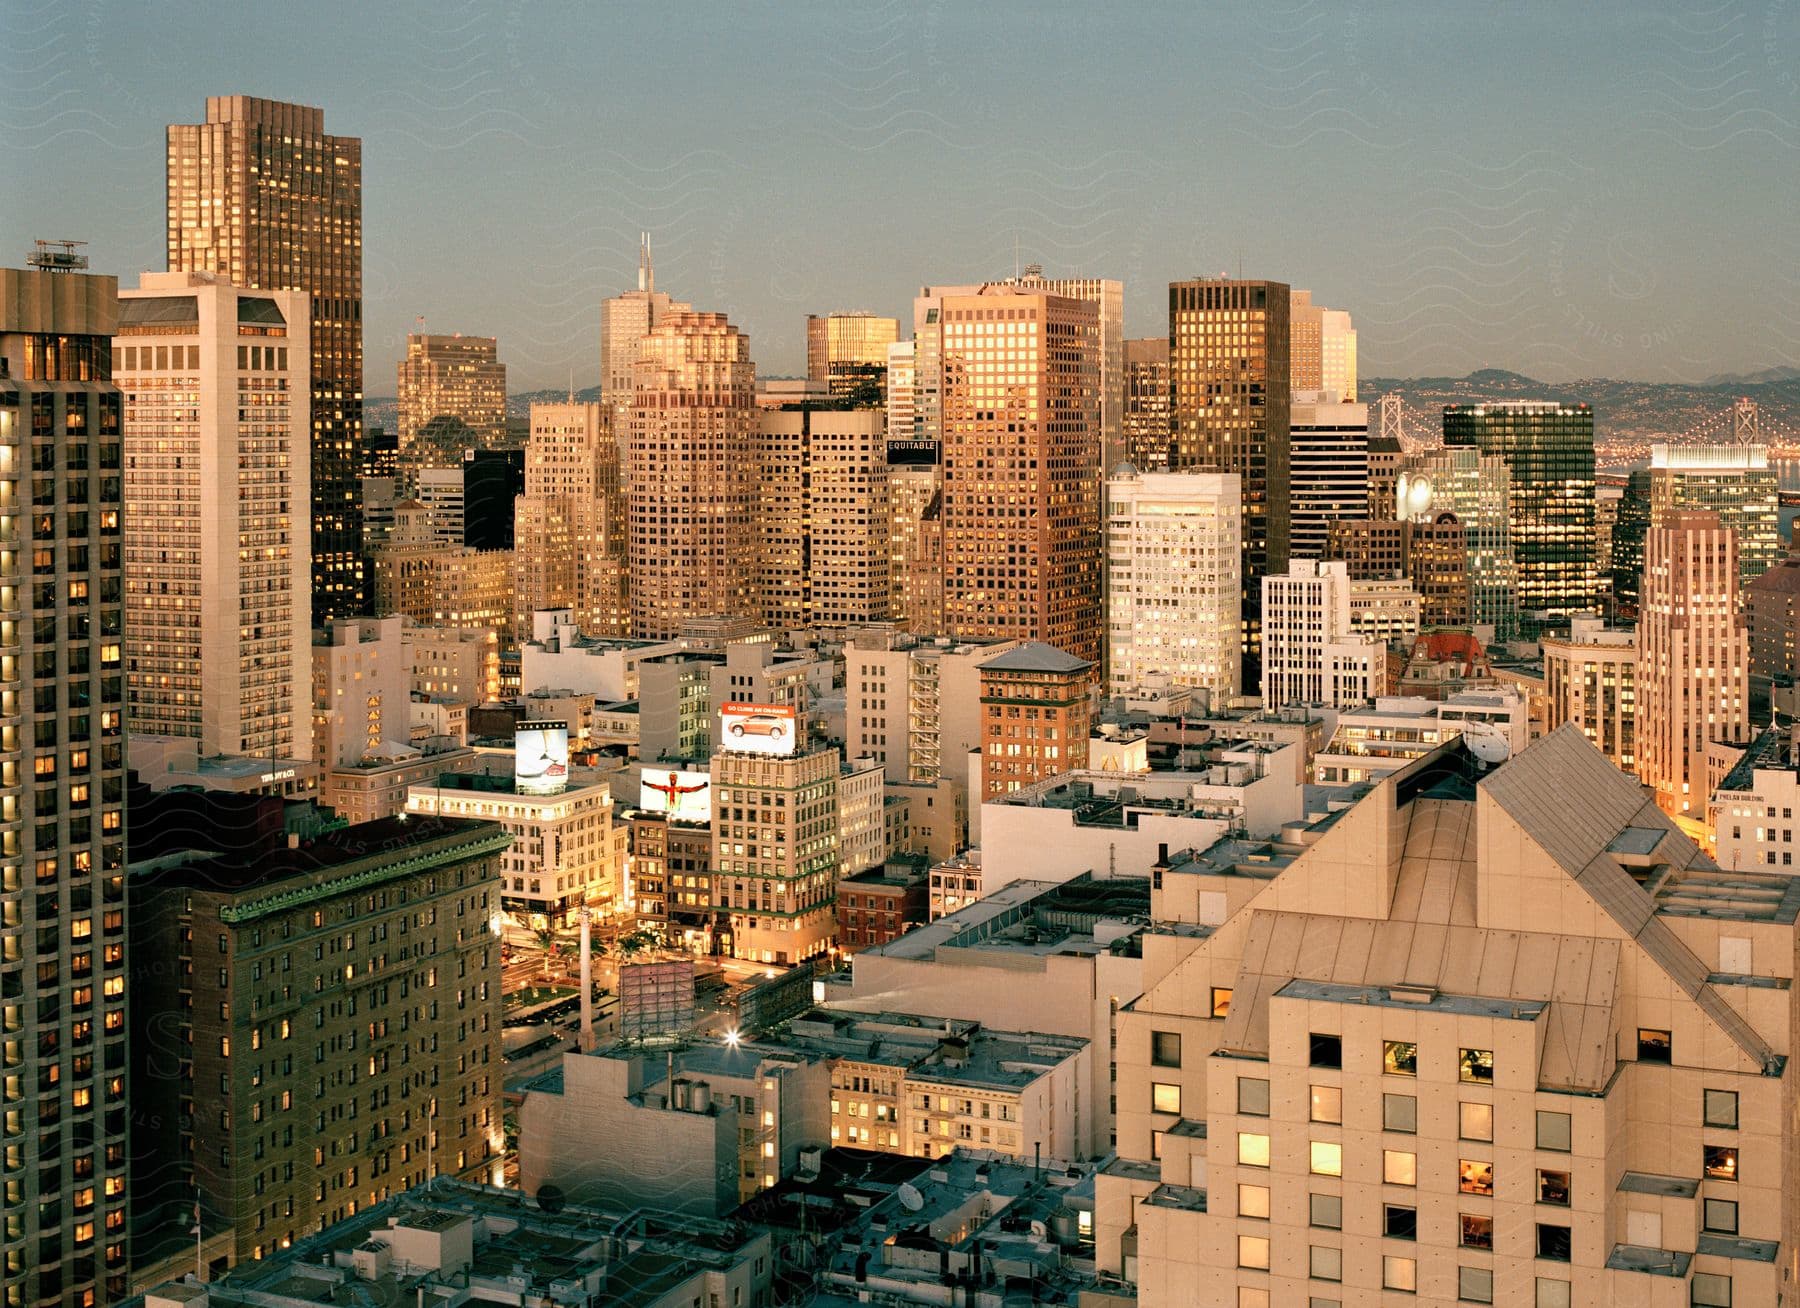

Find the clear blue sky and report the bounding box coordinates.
[5,0,1797,390]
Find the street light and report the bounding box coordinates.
[724,1028,741,1048]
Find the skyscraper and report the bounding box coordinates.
[0,253,131,1308]
[1261,560,1382,711]
[887,463,943,634]
[599,234,690,439]
[167,95,365,619]
[1637,510,1748,824]
[396,332,506,459]
[933,286,1103,665]
[118,272,312,766]
[1169,278,1292,686]
[1104,469,1241,696]
[626,311,758,639]
[1121,337,1171,471]
[804,312,899,402]
[1442,401,1598,632]
[758,407,889,630]
[1288,392,1370,560]
[1649,442,1781,592]
[513,401,626,638]
[1610,468,1654,616]
[885,339,917,441]
[1401,447,1518,634]
[1289,289,1357,400]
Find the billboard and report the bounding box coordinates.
[618,959,697,1041]
[639,768,713,822]
[719,703,797,756]
[514,721,570,795]
[886,438,941,466]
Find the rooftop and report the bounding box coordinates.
[978,641,1094,676]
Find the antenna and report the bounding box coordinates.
[1014,233,1020,280]
[897,1182,924,1213]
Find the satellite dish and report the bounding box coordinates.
[897,1182,925,1213]
[1464,722,1512,767]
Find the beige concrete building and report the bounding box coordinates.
[396,332,505,457]
[599,234,690,437]
[1262,561,1383,712]
[118,272,312,767]
[1543,616,1637,774]
[321,742,481,825]
[313,617,414,768]
[412,624,499,703]
[1637,511,1749,826]
[839,755,888,876]
[886,338,917,439]
[712,747,841,964]
[1101,727,1795,1308]
[372,503,513,633]
[805,311,899,400]
[887,463,944,634]
[1710,726,1800,873]
[512,401,626,639]
[1289,289,1357,401]
[757,407,889,631]
[626,311,759,639]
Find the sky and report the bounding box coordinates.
[4,0,1798,392]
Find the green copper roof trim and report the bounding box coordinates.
[218,829,513,923]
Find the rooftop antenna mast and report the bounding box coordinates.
[639,231,653,294]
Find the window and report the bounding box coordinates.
[1383,1255,1416,1293]
[1211,987,1233,1018]
[1238,1132,1270,1168]
[1309,1301,1341,1308]
[1537,1169,1571,1206]
[1383,1040,1418,1076]
[1703,1089,1739,1129]
[1384,1150,1416,1186]
[1237,1234,1269,1270]
[1459,1213,1494,1249]
[1309,1032,1342,1068]
[1309,1141,1342,1177]
[1238,1292,1268,1308]
[1151,1082,1181,1115]
[1238,1077,1270,1116]
[1458,1048,1494,1084]
[1459,1102,1493,1141]
[1384,1204,1417,1239]
[1309,1192,1342,1230]
[1637,1028,1672,1063]
[1459,1159,1494,1196]
[1703,1198,1738,1234]
[1310,1085,1342,1124]
[1151,1031,1182,1068]
[1384,1093,1417,1133]
[1536,1110,1572,1152]
[1536,1223,1571,1262]
[1459,1265,1495,1304]
[1704,1145,1738,1181]
[1309,1245,1342,1282]
[1238,1183,1270,1220]
[1691,1272,1732,1307]
[1536,1279,1571,1308]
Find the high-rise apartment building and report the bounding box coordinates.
[978,643,1094,801]
[758,407,889,630]
[396,332,506,458]
[805,312,899,401]
[626,312,758,640]
[117,273,311,768]
[1121,337,1171,471]
[1542,615,1636,773]
[599,234,690,438]
[1747,553,1800,694]
[1288,393,1369,560]
[168,95,365,618]
[1288,290,1357,400]
[932,286,1103,664]
[1637,511,1749,824]
[1404,447,1519,637]
[1170,279,1292,687]
[1649,443,1781,592]
[1261,560,1382,711]
[711,747,840,964]
[0,256,130,1308]
[1105,470,1242,697]
[1442,401,1598,632]
[513,401,625,638]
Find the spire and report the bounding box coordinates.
[639,231,653,294]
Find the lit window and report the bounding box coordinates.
[1309,1141,1342,1177]
[1637,1028,1672,1063]
[1237,1234,1269,1270]
[1211,987,1233,1018]
[1537,1169,1571,1206]
[1459,1159,1494,1196]
[1458,1048,1494,1084]
[1704,1145,1738,1181]
[1459,1213,1494,1249]
[1383,1040,1418,1076]
[1151,1082,1181,1115]
[1239,1132,1271,1168]
[1384,1150,1416,1186]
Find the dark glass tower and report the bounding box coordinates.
[1443,401,1598,633]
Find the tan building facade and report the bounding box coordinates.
[396,332,505,457]
[758,406,889,631]
[513,401,626,638]
[1543,616,1637,774]
[599,234,690,437]
[805,311,899,400]
[1123,336,1172,471]
[711,747,840,964]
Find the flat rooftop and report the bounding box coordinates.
[1277,978,1549,1021]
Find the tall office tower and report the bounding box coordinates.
[1649,443,1781,591]
[395,332,506,459]
[1637,511,1748,823]
[1366,430,1404,519]
[1288,392,1369,560]
[168,95,365,619]
[1288,290,1358,400]
[1442,401,1598,633]
[1261,560,1382,711]
[886,463,943,634]
[1747,553,1800,694]
[1402,450,1518,633]
[1105,470,1242,697]
[513,401,626,638]
[462,447,525,550]
[1325,516,1471,628]
[1610,468,1653,615]
[362,423,397,479]
[1542,615,1637,773]
[0,254,130,1308]
[117,273,312,768]
[885,340,917,440]
[599,233,691,439]
[1170,278,1292,687]
[1121,337,1171,470]
[757,407,889,630]
[711,746,840,964]
[1593,482,1622,597]
[977,643,1094,800]
[626,312,758,640]
[933,287,1103,665]
[805,311,899,402]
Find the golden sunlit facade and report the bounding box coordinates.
[513,402,626,638]
[396,333,506,459]
[758,407,889,630]
[805,312,899,401]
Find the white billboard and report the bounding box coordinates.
[719,703,798,756]
[514,721,570,795]
[639,768,713,822]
